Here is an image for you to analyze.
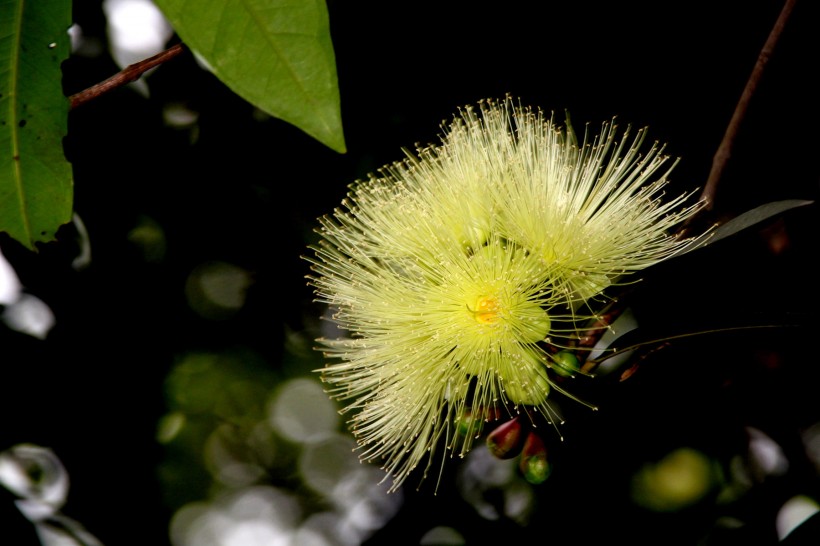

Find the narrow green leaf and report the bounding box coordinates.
[677,199,814,257]
[0,0,73,250]
[154,0,346,153]
[705,199,814,247]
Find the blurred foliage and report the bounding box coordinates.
[158,348,281,509]
[0,1,819,545]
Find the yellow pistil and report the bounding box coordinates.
[473,295,500,324]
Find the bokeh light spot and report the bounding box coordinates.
[776,495,820,541]
[420,526,466,545]
[185,261,252,320]
[631,447,717,512]
[298,435,360,495]
[268,378,339,443]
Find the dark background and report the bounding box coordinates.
[2,1,819,544]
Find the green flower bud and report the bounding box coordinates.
[455,410,484,439]
[551,350,581,377]
[520,432,551,484]
[503,355,551,406]
[515,304,552,343]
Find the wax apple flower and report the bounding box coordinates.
[306,98,704,492]
[494,112,702,302]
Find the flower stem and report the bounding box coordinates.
[699,0,798,211]
[69,43,188,110]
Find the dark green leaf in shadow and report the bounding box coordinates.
[0,0,73,250]
[154,0,346,153]
[674,199,814,258]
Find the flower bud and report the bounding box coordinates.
[504,357,551,406]
[551,350,580,377]
[519,432,551,484]
[455,410,484,438]
[486,417,526,459]
[516,304,551,343]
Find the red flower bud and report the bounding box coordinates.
[486,417,526,459]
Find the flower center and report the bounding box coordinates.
[473,296,501,324]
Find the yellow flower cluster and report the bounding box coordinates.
[306,98,704,492]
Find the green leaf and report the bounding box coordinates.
[673,199,814,258]
[0,0,73,250]
[703,199,814,248]
[154,0,346,153]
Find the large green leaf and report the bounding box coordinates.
[154,0,346,153]
[0,0,73,250]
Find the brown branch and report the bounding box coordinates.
[699,0,798,211]
[69,43,187,110]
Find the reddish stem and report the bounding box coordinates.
[699,0,798,210]
[69,43,187,110]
